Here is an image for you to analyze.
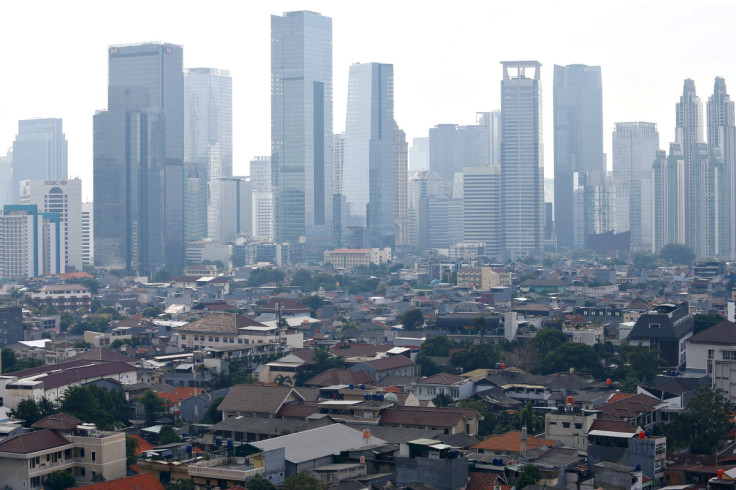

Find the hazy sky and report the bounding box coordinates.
[3,0,736,201]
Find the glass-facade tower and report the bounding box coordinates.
[271,11,333,250]
[12,118,68,203]
[343,62,396,246]
[553,64,604,250]
[108,42,184,270]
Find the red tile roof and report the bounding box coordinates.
[0,429,72,453]
[75,473,164,490]
[600,393,664,421]
[361,355,415,371]
[129,434,155,455]
[472,430,558,452]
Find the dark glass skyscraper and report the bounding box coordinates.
[108,42,184,270]
[271,11,333,251]
[553,64,603,250]
[95,43,183,273]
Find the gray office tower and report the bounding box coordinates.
[343,62,396,246]
[95,43,183,273]
[12,118,67,203]
[184,68,233,242]
[271,11,333,253]
[107,42,184,271]
[707,77,736,260]
[429,113,492,182]
[553,65,604,250]
[612,122,659,252]
[94,87,166,273]
[500,61,544,259]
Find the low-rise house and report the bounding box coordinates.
[686,320,736,402]
[31,284,91,312]
[217,385,320,419]
[471,430,559,459]
[379,406,481,435]
[406,373,475,402]
[350,355,417,382]
[545,404,599,450]
[598,393,667,432]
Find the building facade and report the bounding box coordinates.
[0,205,63,279]
[500,61,544,259]
[20,179,82,271]
[463,166,502,258]
[12,118,67,203]
[553,64,604,250]
[271,11,333,252]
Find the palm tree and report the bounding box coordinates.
[274,374,292,387]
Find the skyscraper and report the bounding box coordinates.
[184,68,233,180]
[675,79,705,254]
[81,202,94,267]
[94,86,166,273]
[20,179,83,271]
[184,68,232,244]
[12,118,67,203]
[463,166,502,258]
[553,64,604,250]
[108,42,184,270]
[707,77,736,259]
[394,127,409,247]
[429,113,491,182]
[612,122,660,251]
[271,11,333,252]
[251,156,274,240]
[0,205,63,279]
[500,61,544,259]
[409,137,429,172]
[343,62,396,245]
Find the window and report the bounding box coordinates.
[92,452,96,461]
[723,351,736,360]
[562,422,570,428]
[181,335,186,340]
[650,323,660,328]
[574,423,583,429]
[708,349,715,359]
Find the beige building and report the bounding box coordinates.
[0,415,126,489]
[324,247,392,268]
[456,266,507,290]
[544,407,598,450]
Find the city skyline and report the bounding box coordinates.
[2,1,736,198]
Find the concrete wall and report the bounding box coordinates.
[395,456,468,490]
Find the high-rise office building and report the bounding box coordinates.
[184,68,233,180]
[0,150,12,207]
[409,137,429,172]
[500,61,544,259]
[675,79,705,254]
[108,42,184,270]
[612,122,660,252]
[343,62,396,245]
[12,118,67,203]
[429,113,491,182]
[184,68,232,244]
[463,166,502,258]
[408,170,448,246]
[94,86,166,273]
[271,11,333,251]
[81,202,94,267]
[653,144,686,251]
[207,177,251,242]
[394,127,409,247]
[707,77,736,259]
[0,205,63,279]
[20,179,82,271]
[488,111,502,167]
[553,64,604,250]
[251,157,274,240]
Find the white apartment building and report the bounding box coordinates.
[81,202,93,267]
[20,179,82,271]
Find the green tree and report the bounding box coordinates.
[274,374,293,386]
[247,268,285,287]
[74,340,93,349]
[142,306,163,318]
[659,243,696,265]
[60,312,75,332]
[59,386,103,425]
[246,474,277,490]
[165,479,195,490]
[542,342,603,378]
[44,469,75,490]
[450,343,500,372]
[419,336,454,357]
[472,315,487,339]
[282,472,324,490]
[138,389,166,425]
[126,435,140,465]
[401,309,425,330]
[530,328,568,357]
[632,252,658,270]
[201,396,225,424]
[432,392,454,407]
[664,387,735,454]
[693,313,724,334]
[159,424,181,445]
[10,398,42,426]
[625,345,667,383]
[300,295,327,311]
[515,464,542,490]
[513,402,544,434]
